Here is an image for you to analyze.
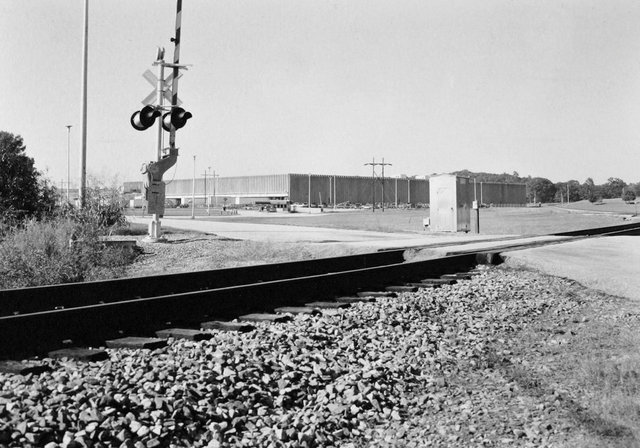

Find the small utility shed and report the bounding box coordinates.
[429,174,473,232]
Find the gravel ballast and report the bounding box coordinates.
[0,267,630,447]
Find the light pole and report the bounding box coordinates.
[191,155,196,219]
[79,0,88,208]
[308,173,311,214]
[65,125,72,203]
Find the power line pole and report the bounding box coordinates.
[202,169,208,215]
[79,0,88,207]
[380,157,392,212]
[65,125,72,203]
[364,158,392,212]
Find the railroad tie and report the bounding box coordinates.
[420,278,456,285]
[238,313,292,324]
[441,273,472,280]
[334,296,375,304]
[0,360,52,375]
[201,321,256,333]
[357,291,397,298]
[386,285,419,293]
[274,306,321,316]
[305,301,350,309]
[405,282,441,289]
[155,328,213,341]
[105,337,167,350]
[48,347,109,362]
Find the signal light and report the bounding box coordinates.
[130,105,161,131]
[162,107,192,132]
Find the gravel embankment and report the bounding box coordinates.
[0,267,619,447]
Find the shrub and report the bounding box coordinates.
[622,190,636,203]
[0,217,138,289]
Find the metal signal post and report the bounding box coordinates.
[132,1,192,241]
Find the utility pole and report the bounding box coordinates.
[364,158,392,212]
[212,170,219,207]
[308,173,311,214]
[65,125,72,203]
[79,0,88,207]
[202,169,208,215]
[191,155,196,219]
[380,158,391,212]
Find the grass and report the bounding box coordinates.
[491,276,640,447]
[191,205,636,236]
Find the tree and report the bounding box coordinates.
[0,131,56,224]
[526,177,556,203]
[602,177,626,199]
[622,189,636,203]
[579,178,597,202]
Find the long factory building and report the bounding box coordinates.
[123,173,527,207]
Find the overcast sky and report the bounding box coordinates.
[2,0,640,187]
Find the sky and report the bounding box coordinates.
[2,0,640,188]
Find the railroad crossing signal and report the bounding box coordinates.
[140,69,183,106]
[162,107,192,131]
[130,105,161,131]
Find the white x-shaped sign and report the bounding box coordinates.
[140,69,183,106]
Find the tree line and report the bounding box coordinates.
[453,170,638,204]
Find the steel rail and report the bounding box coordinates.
[0,249,407,316]
[0,252,482,358]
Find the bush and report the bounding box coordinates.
[0,218,138,289]
[588,194,601,203]
[622,190,636,203]
[0,184,137,289]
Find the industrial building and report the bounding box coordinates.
[123,173,526,208]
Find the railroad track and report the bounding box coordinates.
[1,221,639,360]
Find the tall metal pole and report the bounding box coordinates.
[308,173,311,214]
[206,166,211,215]
[65,125,72,202]
[395,178,398,207]
[381,158,385,212]
[191,155,196,219]
[379,158,391,212]
[168,0,182,151]
[213,170,217,207]
[364,157,375,212]
[79,0,88,207]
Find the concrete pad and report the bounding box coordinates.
[502,236,640,301]
[128,215,511,251]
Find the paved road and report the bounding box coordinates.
[501,236,640,301]
[129,215,509,250]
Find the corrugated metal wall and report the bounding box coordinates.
[164,175,289,198]
[476,182,527,205]
[124,175,525,206]
[288,174,429,205]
